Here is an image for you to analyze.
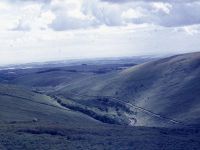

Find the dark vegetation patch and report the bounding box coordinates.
[18,128,65,136]
[36,68,62,74]
[35,63,136,75]
[52,96,123,125]
[0,73,17,82]
[1,123,200,150]
[76,96,137,115]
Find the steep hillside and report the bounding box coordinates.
[55,52,200,127]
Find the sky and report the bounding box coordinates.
[0,0,200,65]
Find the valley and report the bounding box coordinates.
[0,53,200,149]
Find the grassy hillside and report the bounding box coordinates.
[55,52,200,127]
[1,122,200,150]
[0,53,200,149]
[0,84,99,126]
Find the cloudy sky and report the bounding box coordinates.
[0,0,200,65]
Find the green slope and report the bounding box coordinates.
[55,52,200,127]
[0,84,99,126]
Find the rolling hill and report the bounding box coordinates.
[54,52,200,127]
[0,83,99,126]
[0,83,200,150]
[0,52,200,149]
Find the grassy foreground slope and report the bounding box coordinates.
[0,84,200,150]
[0,84,99,126]
[1,122,200,150]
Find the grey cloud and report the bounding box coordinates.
[7,0,51,3]
[82,1,123,26]
[100,1,200,28]
[9,0,200,31]
[156,10,200,27]
[49,15,99,31]
[133,3,200,27]
[101,0,133,3]
[49,0,123,31]
[101,0,199,3]
[100,1,200,27]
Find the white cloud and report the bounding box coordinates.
[152,2,172,14]
[0,1,52,31]
[49,0,100,30]
[0,1,10,10]
[175,25,200,35]
[121,8,145,19]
